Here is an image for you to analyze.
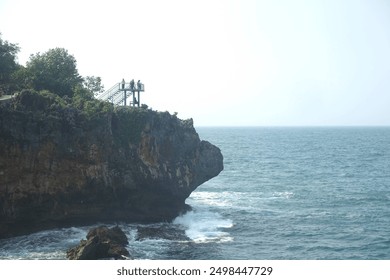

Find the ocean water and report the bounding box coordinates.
[1,127,390,260]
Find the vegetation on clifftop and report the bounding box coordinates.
[0,33,195,151]
[0,33,155,141]
[0,33,104,104]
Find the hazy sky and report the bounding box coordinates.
[1,0,389,126]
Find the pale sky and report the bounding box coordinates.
[1,0,389,126]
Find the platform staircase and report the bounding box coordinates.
[96,82,144,107]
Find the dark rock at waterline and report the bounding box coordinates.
[136,224,189,241]
[67,226,131,260]
[0,90,223,238]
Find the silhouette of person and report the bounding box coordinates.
[130,79,135,92]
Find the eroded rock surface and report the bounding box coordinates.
[0,91,223,238]
[66,226,130,260]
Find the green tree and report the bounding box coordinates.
[0,33,20,93]
[73,84,94,101]
[9,65,30,91]
[26,48,83,97]
[83,76,105,96]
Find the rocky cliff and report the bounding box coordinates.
[0,90,223,238]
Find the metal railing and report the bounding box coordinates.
[96,82,144,106]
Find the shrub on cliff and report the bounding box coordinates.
[72,85,113,121]
[15,89,68,112]
[12,89,114,126]
[112,107,149,145]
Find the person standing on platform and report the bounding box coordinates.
[130,79,135,92]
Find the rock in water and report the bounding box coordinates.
[0,91,223,238]
[136,224,189,241]
[67,226,130,260]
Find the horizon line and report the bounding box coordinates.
[195,124,390,128]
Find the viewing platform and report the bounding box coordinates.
[97,79,144,107]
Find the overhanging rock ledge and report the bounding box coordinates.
[0,91,223,238]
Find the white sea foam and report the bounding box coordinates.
[271,191,294,199]
[188,191,232,207]
[173,210,233,243]
[0,226,89,260]
[188,191,250,208]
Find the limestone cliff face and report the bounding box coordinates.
[0,91,223,238]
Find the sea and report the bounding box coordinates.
[1,127,389,260]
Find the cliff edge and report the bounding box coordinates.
[0,90,223,238]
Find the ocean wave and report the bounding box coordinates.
[0,226,88,260]
[173,210,233,244]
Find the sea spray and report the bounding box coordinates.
[173,210,233,243]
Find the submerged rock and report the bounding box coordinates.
[136,224,189,241]
[0,91,223,238]
[67,226,130,260]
